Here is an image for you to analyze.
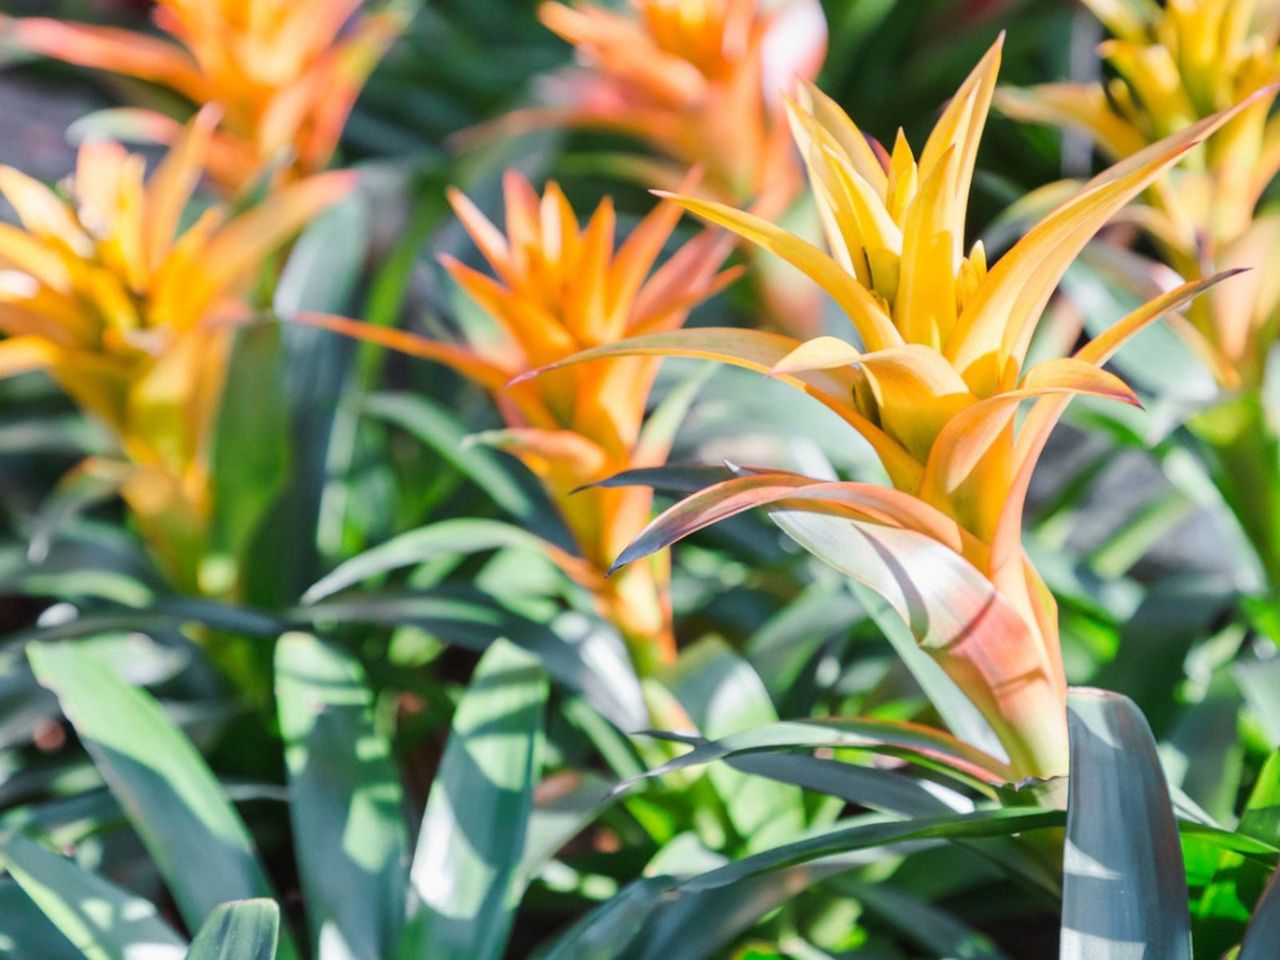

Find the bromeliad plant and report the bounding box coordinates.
[522,0,826,214]
[1,0,410,193]
[302,174,735,671]
[486,0,829,335]
[526,38,1248,780]
[996,0,1280,595]
[0,107,351,595]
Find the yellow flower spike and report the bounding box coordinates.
[296,174,736,670]
[0,112,352,591]
[2,0,410,194]
[995,0,1280,387]
[521,40,1248,778]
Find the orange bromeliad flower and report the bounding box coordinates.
[481,0,827,338]
[1,0,409,193]
[0,108,352,593]
[526,38,1247,780]
[301,173,735,669]
[995,0,1280,388]
[524,0,827,213]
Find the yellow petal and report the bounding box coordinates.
[770,335,862,375]
[994,83,1149,160]
[918,34,1001,262]
[513,327,925,489]
[947,91,1269,389]
[143,105,219,271]
[0,167,91,256]
[0,335,57,379]
[894,146,959,348]
[655,191,902,351]
[794,80,888,198]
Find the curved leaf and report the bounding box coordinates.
[1061,688,1190,960]
[398,639,548,960]
[27,642,295,958]
[302,518,586,603]
[0,833,185,960]
[297,589,645,731]
[276,633,409,960]
[1241,869,1280,960]
[185,900,280,960]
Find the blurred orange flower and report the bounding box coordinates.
[0,108,352,591]
[300,173,735,669]
[2,0,409,193]
[528,0,826,214]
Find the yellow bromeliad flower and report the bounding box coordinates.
[521,0,827,213]
[0,108,352,593]
[300,173,735,670]
[995,0,1280,387]
[1,0,409,194]
[526,37,1247,780]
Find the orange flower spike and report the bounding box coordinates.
[531,0,826,209]
[448,176,737,666]
[524,40,1250,778]
[0,109,352,589]
[298,174,734,667]
[1,0,410,193]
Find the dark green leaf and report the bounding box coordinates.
[276,633,409,960]
[398,639,547,960]
[27,642,295,959]
[1061,689,1190,960]
[0,833,185,960]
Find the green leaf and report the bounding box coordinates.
[670,641,805,852]
[1240,870,1280,960]
[398,639,548,960]
[302,518,568,603]
[538,877,675,960]
[275,633,409,960]
[1235,656,1280,749]
[273,192,370,316]
[837,880,1013,960]
[363,392,542,527]
[0,833,185,960]
[722,752,1064,896]
[299,589,645,731]
[675,808,1060,894]
[0,879,85,960]
[626,846,922,960]
[26,642,296,959]
[185,900,280,960]
[209,324,291,596]
[1061,689,1190,960]
[624,716,1012,792]
[519,771,613,885]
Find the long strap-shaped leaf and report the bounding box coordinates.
[1061,688,1191,959]
[276,633,409,960]
[0,832,186,960]
[1240,869,1280,959]
[398,638,548,960]
[185,900,280,960]
[27,642,297,960]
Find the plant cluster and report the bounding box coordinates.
[0,1,1276,958]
